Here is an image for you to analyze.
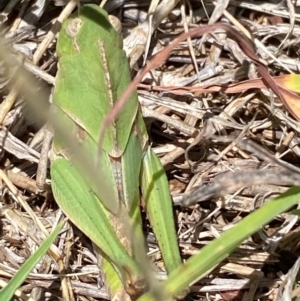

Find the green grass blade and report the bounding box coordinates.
[137,186,300,301]
[0,222,63,301]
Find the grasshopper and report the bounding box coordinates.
[49,4,184,300]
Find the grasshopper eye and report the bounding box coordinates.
[66,17,82,38]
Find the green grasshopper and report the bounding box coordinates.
[50,4,184,300]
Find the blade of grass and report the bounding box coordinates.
[138,186,300,301]
[0,222,64,301]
